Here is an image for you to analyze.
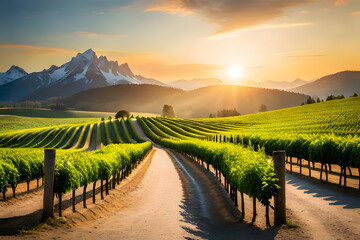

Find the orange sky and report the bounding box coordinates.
[0,0,359,83]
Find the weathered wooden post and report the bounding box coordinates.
[42,149,56,220]
[273,150,286,225]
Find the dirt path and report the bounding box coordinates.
[19,146,280,239]
[285,173,360,239]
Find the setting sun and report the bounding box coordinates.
[227,65,243,80]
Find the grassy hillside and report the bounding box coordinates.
[63,84,309,118]
[0,108,158,133]
[0,115,97,133]
[0,108,111,118]
[138,97,360,175]
[199,95,360,136]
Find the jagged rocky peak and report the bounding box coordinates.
[81,48,95,60]
[47,65,59,74]
[0,65,28,85]
[6,65,27,76]
[118,63,134,77]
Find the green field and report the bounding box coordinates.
[0,108,159,133]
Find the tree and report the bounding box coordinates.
[108,116,112,121]
[162,104,176,118]
[209,113,213,118]
[316,97,320,103]
[351,93,358,97]
[115,110,130,119]
[306,96,315,104]
[258,104,267,112]
[326,94,345,101]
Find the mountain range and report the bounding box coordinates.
[167,78,222,90]
[243,79,308,90]
[0,66,27,85]
[291,71,360,99]
[63,84,310,118]
[0,49,165,102]
[0,48,359,105]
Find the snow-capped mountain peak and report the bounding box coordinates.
[0,65,28,85]
[81,48,95,60]
[0,48,170,102]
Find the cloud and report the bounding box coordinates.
[0,43,76,55]
[286,54,325,58]
[334,0,352,6]
[205,22,315,40]
[351,11,360,16]
[76,32,118,37]
[143,0,315,35]
[276,52,325,58]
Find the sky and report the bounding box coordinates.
[0,0,359,84]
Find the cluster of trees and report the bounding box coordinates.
[101,110,134,121]
[48,102,66,110]
[0,97,67,110]
[0,101,42,108]
[302,93,358,106]
[326,94,345,101]
[209,105,267,118]
[301,96,322,105]
[216,108,240,118]
[162,104,176,118]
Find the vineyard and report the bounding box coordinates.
[137,116,280,224]
[141,96,360,189]
[0,117,150,212]
[0,96,359,232]
[0,118,144,149]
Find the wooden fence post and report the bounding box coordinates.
[42,149,56,220]
[273,150,286,225]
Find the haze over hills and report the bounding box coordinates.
[0,66,27,86]
[63,84,309,118]
[168,78,222,90]
[0,48,358,106]
[0,49,166,103]
[291,71,360,99]
[243,79,308,90]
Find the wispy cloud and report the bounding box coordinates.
[205,22,315,40]
[0,43,76,55]
[350,11,360,16]
[142,0,315,36]
[287,54,325,58]
[76,32,119,37]
[276,52,325,58]
[334,0,352,6]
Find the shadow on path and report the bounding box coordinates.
[286,173,360,209]
[169,150,281,240]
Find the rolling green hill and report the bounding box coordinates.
[192,95,360,136]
